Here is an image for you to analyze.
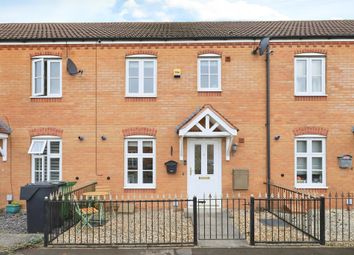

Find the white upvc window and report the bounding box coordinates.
[124,138,156,188]
[198,54,221,91]
[28,137,62,183]
[126,55,157,97]
[32,56,62,98]
[295,136,326,188]
[294,54,326,96]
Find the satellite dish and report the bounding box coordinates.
[67,58,83,76]
[258,37,270,56]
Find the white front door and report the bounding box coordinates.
[187,138,222,201]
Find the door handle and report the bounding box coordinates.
[190,168,192,176]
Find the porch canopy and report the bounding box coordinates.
[176,105,238,161]
[0,117,12,161]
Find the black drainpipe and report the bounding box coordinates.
[266,44,271,199]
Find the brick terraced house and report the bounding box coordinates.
[0,21,353,208]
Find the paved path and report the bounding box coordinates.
[15,247,354,255]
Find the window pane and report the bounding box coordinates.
[200,61,208,74]
[129,61,139,77]
[50,141,60,154]
[312,157,322,170]
[29,140,47,154]
[143,141,153,153]
[128,141,138,153]
[312,172,322,183]
[50,158,60,171]
[50,171,60,181]
[312,76,322,92]
[209,61,218,74]
[128,158,138,170]
[143,78,154,93]
[207,144,214,174]
[200,75,209,88]
[297,141,307,153]
[297,171,307,183]
[297,157,307,170]
[143,158,153,170]
[296,77,307,92]
[312,141,322,153]
[49,79,60,95]
[144,61,154,77]
[143,171,153,183]
[194,144,201,175]
[128,171,138,183]
[50,62,60,77]
[35,78,43,94]
[35,61,42,77]
[129,78,139,93]
[210,75,218,88]
[296,60,307,76]
[312,60,322,76]
[34,158,43,182]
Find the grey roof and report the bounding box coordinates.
[1,20,354,42]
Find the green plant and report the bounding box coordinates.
[10,201,21,206]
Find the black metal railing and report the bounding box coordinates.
[268,183,315,199]
[197,196,247,240]
[250,195,325,245]
[44,196,196,246]
[326,192,354,243]
[63,181,97,199]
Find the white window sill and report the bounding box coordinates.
[294,94,327,97]
[295,186,328,189]
[124,185,156,189]
[30,96,62,99]
[198,89,222,92]
[125,95,157,98]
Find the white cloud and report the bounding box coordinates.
[165,0,288,21]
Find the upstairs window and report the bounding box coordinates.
[126,55,157,97]
[294,54,325,96]
[28,137,62,183]
[198,54,221,91]
[32,56,62,97]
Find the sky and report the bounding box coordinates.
[0,0,353,23]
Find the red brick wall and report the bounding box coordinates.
[0,41,353,208]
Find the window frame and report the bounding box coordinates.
[124,137,156,189]
[197,54,222,92]
[30,136,62,183]
[125,55,157,97]
[294,54,326,96]
[31,56,62,98]
[294,135,326,189]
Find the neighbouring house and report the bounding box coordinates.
[0,21,353,208]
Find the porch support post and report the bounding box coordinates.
[225,135,233,161]
[0,136,8,162]
[179,136,184,161]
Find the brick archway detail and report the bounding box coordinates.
[29,127,63,137]
[293,127,328,136]
[122,127,157,137]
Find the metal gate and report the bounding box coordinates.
[197,197,247,240]
[250,196,325,245]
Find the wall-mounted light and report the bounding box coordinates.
[232,143,238,153]
[274,135,280,141]
[101,136,107,141]
[78,136,84,141]
[6,194,13,204]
